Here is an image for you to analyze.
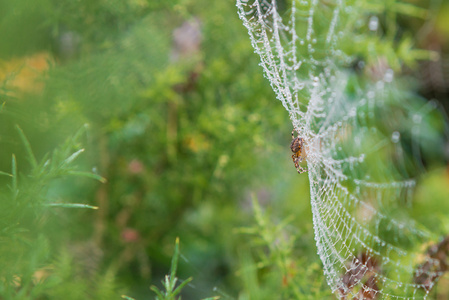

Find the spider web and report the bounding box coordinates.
[237,0,446,298]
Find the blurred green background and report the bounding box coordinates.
[0,0,448,299]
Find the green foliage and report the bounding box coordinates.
[0,125,107,298]
[149,238,219,300]
[150,238,194,300]
[0,0,448,299]
[0,0,289,298]
[121,238,220,300]
[236,197,332,300]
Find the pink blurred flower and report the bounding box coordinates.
[128,159,144,174]
[121,228,140,243]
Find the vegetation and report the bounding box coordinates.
[0,0,448,299]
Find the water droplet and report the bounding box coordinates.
[369,16,379,31]
[391,131,400,143]
[357,60,365,69]
[413,114,422,124]
[384,69,394,82]
[376,81,384,89]
[359,154,365,162]
[429,99,438,109]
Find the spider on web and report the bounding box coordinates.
[290,130,307,174]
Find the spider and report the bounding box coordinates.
[290,130,307,174]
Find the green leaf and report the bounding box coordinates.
[61,149,85,167]
[172,277,193,297]
[44,203,98,209]
[15,125,37,169]
[394,2,428,19]
[67,170,107,183]
[11,154,17,191]
[150,286,165,299]
[0,171,12,177]
[72,123,89,143]
[164,275,171,292]
[170,237,180,287]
